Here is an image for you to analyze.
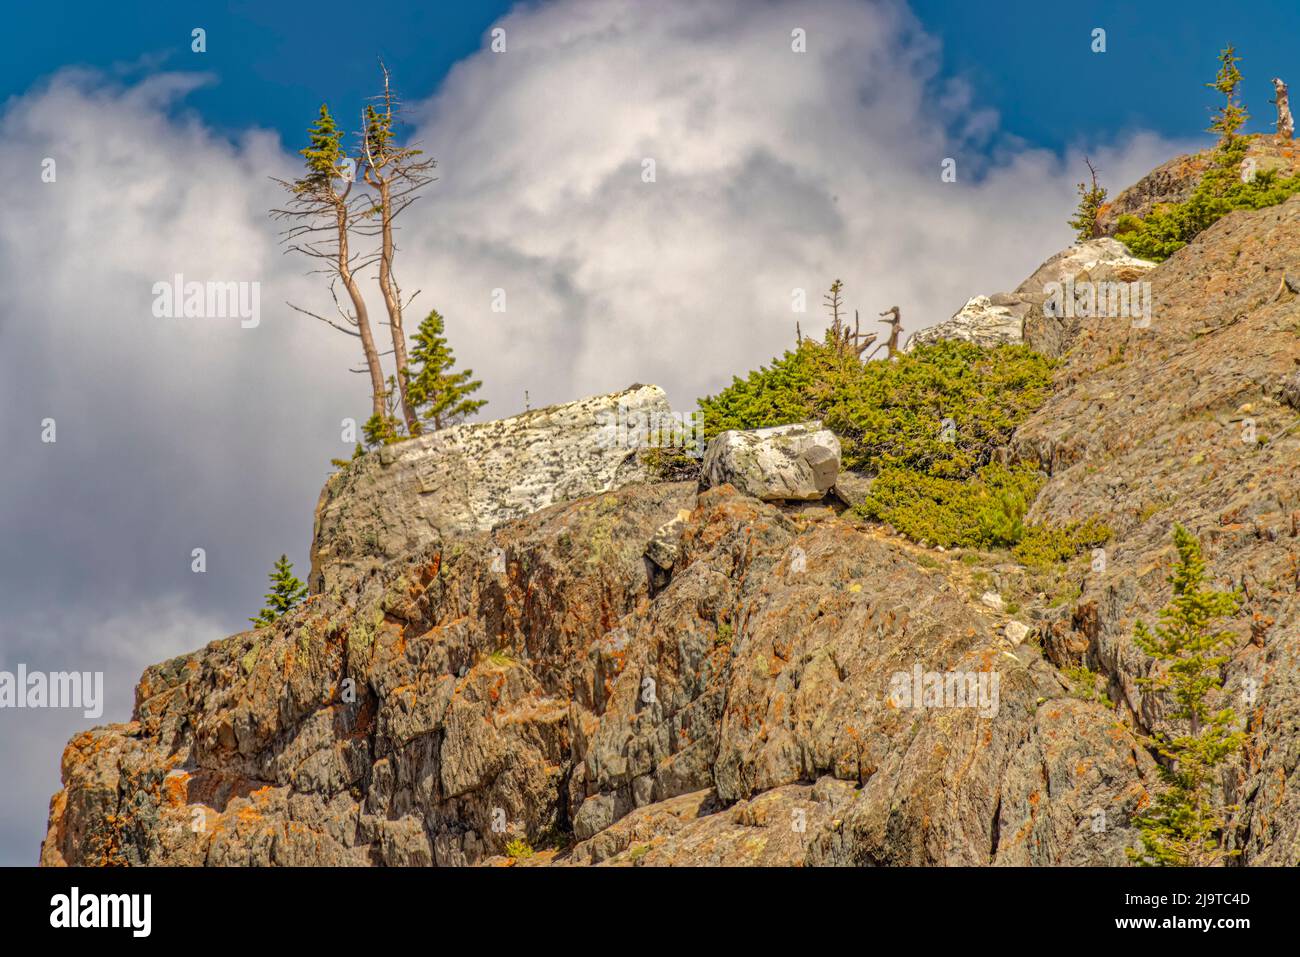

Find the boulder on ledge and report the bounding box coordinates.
[701,421,841,502]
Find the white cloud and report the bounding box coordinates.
[401,0,1193,411]
[0,0,1197,863]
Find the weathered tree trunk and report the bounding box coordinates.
[868,306,902,359]
[336,200,386,420]
[1274,78,1294,143]
[375,178,419,434]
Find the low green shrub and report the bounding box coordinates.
[856,463,1041,549]
[699,336,1059,550]
[1064,664,1114,708]
[639,445,702,482]
[701,338,1057,478]
[504,838,534,860]
[1115,138,1300,262]
[1013,518,1112,568]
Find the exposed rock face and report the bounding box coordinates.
[701,422,840,501]
[309,385,672,594]
[905,239,1155,357]
[907,294,1028,351]
[1012,192,1300,864]
[39,178,1300,869]
[39,480,1154,867]
[1095,138,1300,236]
[1094,152,1214,237]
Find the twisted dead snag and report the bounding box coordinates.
[1273,78,1294,143]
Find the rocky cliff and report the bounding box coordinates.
[309,384,672,593]
[40,180,1300,867]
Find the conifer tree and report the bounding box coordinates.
[1068,156,1108,241]
[272,104,387,421]
[250,555,309,628]
[1128,524,1245,866]
[362,64,437,435]
[1208,45,1249,146]
[362,376,404,447]
[406,309,487,430]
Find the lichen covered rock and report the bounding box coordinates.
[701,421,840,501]
[906,238,1155,356]
[310,385,672,593]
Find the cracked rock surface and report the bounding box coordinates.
[41,196,1300,867]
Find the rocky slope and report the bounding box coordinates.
[40,180,1300,868]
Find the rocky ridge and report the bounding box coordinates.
[40,169,1300,867]
[309,384,671,593]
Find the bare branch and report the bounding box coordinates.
[287,301,361,337]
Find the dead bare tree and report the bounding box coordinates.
[1272,77,1294,143]
[817,280,878,357]
[850,309,879,357]
[361,63,437,435]
[865,306,902,360]
[272,104,387,421]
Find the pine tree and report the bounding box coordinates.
[362,376,404,448]
[272,104,388,423]
[1067,156,1108,241]
[1128,524,1245,866]
[361,65,437,436]
[250,555,309,628]
[406,309,487,430]
[300,104,346,188]
[1208,45,1249,147]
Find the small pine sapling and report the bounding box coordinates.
[407,309,487,430]
[250,555,309,628]
[1128,524,1245,866]
[1068,156,1108,241]
[1207,45,1249,147]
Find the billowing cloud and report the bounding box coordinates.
[0,0,1193,862]
[402,0,1193,409]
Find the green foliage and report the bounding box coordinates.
[299,104,347,189]
[1115,138,1300,262]
[1207,45,1248,145]
[1128,524,1245,867]
[700,338,1056,477]
[363,104,394,161]
[1013,518,1112,568]
[1067,158,1108,241]
[1064,665,1114,708]
[858,463,1041,549]
[407,309,487,430]
[250,555,309,628]
[639,445,702,482]
[330,443,365,470]
[504,838,534,860]
[362,412,402,448]
[699,337,1057,550]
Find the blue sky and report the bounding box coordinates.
[6,1,1298,161]
[1,0,1297,866]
